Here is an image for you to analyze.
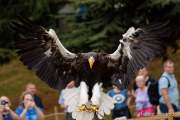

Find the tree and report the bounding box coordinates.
[60,0,180,52]
[0,0,67,63]
[0,0,179,63]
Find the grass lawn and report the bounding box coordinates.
[0,59,59,114]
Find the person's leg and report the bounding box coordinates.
[172,104,180,120]
[66,112,75,120]
[112,110,121,119]
[159,103,168,113]
[160,103,180,120]
[122,109,131,118]
[121,107,131,118]
[159,103,169,120]
[112,107,131,119]
[65,112,68,120]
[127,107,132,118]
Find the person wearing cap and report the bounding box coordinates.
[107,78,131,119]
[135,75,155,117]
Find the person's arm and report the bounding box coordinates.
[58,90,66,108]
[131,89,137,98]
[19,108,28,120]
[159,76,174,113]
[160,88,174,113]
[19,102,31,119]
[34,106,44,120]
[0,111,3,120]
[127,90,132,107]
[7,107,19,120]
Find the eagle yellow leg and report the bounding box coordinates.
[78,104,99,112]
[78,104,88,112]
[78,82,100,113]
[89,104,99,112]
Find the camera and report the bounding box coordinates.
[0,100,9,116]
[0,100,8,106]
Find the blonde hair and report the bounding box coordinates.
[135,75,145,82]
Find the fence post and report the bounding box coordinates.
[54,106,59,120]
[168,112,174,120]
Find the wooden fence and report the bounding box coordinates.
[44,106,180,120]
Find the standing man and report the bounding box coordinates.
[159,59,180,119]
[25,83,44,110]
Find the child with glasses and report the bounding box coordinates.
[0,96,19,120]
[15,92,44,120]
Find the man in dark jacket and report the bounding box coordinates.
[25,83,44,110]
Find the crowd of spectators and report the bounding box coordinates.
[0,83,44,120]
[108,59,180,120]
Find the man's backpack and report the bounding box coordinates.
[147,76,170,106]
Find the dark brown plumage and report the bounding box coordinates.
[10,16,180,93]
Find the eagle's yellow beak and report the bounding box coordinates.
[88,56,95,69]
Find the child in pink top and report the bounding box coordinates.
[135,75,155,117]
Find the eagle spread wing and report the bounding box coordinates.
[11,17,179,89]
[11,16,77,90]
[108,21,179,85]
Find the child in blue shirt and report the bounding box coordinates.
[15,92,44,120]
[108,79,131,119]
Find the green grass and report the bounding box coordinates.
[0,50,180,119]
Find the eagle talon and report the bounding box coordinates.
[89,104,99,112]
[78,104,88,112]
[77,104,99,112]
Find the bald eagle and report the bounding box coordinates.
[11,17,179,120]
